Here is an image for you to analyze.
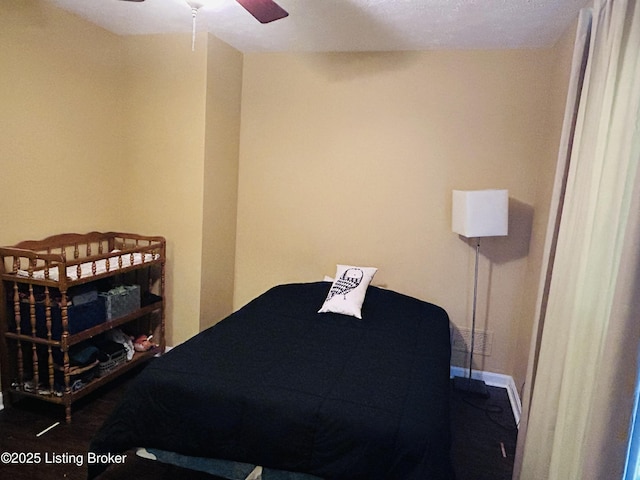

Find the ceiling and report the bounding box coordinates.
[46,0,590,53]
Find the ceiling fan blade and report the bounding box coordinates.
[235,0,288,24]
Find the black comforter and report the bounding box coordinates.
[89,282,454,479]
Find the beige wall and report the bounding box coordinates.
[104,32,243,344]
[235,49,567,379]
[0,4,240,347]
[1,0,580,383]
[200,35,243,331]
[0,1,127,243]
[117,33,209,345]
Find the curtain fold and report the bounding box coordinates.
[512,8,592,478]
[517,0,640,478]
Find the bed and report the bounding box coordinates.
[88,280,454,479]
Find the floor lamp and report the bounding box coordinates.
[451,189,508,397]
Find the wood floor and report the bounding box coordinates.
[0,366,517,480]
[450,383,519,480]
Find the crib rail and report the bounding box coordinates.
[0,232,165,288]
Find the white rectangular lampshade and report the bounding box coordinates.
[452,189,509,238]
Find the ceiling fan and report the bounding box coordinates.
[118,0,289,24]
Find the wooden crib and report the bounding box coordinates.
[0,232,166,423]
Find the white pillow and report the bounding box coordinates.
[318,264,377,319]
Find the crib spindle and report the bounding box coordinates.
[60,290,70,395]
[28,284,39,391]
[27,258,34,278]
[12,282,24,388]
[44,286,54,395]
[83,243,93,276]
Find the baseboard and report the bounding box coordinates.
[450,366,521,427]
